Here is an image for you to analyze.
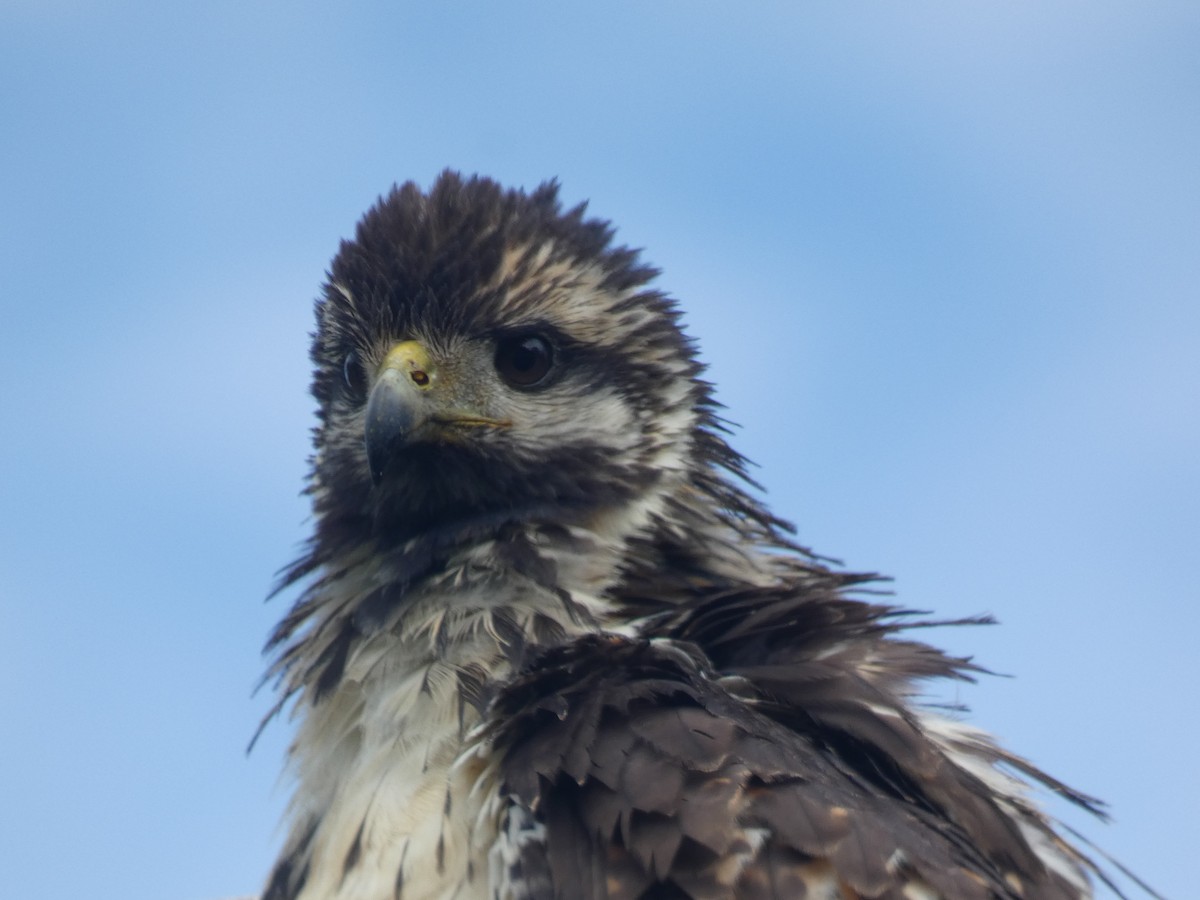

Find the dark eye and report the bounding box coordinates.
[342,351,368,395]
[494,334,554,388]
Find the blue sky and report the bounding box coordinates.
[1,4,1194,899]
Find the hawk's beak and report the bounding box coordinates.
[364,340,511,485]
[365,341,434,485]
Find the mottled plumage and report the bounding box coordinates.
[259,172,1150,900]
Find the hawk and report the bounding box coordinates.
[258,172,1142,900]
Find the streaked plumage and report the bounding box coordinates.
[259,172,1150,899]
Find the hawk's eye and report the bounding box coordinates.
[342,351,368,395]
[494,334,554,388]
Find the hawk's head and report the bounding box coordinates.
[265,171,793,718]
[305,173,712,551]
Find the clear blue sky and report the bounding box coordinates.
[1,4,1194,899]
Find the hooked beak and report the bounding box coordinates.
[364,340,510,485]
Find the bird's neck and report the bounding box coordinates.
[272,516,636,900]
[267,469,783,900]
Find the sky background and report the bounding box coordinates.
[1,3,1195,899]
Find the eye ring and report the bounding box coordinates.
[342,350,368,395]
[494,333,555,389]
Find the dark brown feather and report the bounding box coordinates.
[489,630,1099,899]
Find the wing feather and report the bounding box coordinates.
[487,633,1083,899]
